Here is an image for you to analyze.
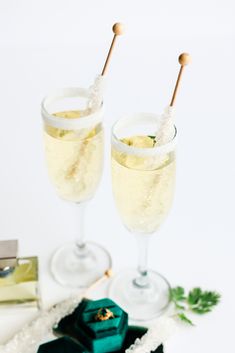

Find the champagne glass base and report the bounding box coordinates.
[109,269,171,321]
[51,241,112,288]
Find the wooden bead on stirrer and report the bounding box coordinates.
[112,23,125,36]
[84,268,113,297]
[170,53,191,107]
[101,22,125,76]
[178,53,191,66]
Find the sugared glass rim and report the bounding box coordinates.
[41,87,104,130]
[111,112,177,157]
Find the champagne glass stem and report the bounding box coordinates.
[133,234,150,288]
[75,202,86,248]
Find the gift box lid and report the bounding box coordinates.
[38,328,164,353]
[37,336,85,353]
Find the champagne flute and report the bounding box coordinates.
[41,87,111,287]
[109,112,177,321]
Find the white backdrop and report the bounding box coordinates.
[0,1,234,352]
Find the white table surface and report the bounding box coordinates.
[0,1,234,352]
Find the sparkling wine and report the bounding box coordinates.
[44,110,103,202]
[112,136,176,234]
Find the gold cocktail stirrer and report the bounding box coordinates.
[101,23,124,76]
[170,53,191,107]
[85,269,113,296]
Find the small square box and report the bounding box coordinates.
[0,240,40,308]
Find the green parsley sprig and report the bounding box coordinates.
[170,286,221,325]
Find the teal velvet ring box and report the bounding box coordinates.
[73,298,128,353]
[37,298,164,353]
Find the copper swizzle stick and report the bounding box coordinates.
[101,23,124,76]
[85,269,113,296]
[170,53,191,107]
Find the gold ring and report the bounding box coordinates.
[95,308,115,321]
